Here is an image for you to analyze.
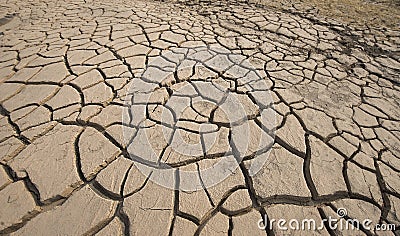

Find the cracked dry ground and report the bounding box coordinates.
[0,0,399,235]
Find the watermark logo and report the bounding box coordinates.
[122,45,276,191]
[257,207,396,232]
[336,208,347,218]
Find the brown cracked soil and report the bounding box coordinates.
[0,0,399,235]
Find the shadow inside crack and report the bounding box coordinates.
[0,13,16,26]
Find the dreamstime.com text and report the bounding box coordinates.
[258,208,396,232]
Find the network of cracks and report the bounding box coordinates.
[0,0,399,235]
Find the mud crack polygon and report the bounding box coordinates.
[123,46,276,191]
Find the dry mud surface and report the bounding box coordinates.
[0,0,399,235]
[249,0,400,29]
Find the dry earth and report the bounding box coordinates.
[249,0,400,29]
[0,0,399,235]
